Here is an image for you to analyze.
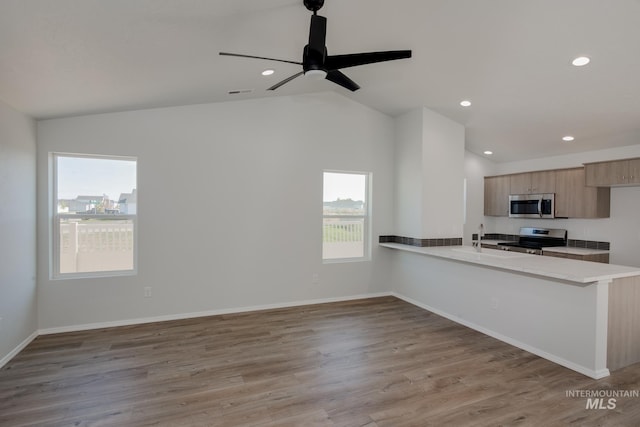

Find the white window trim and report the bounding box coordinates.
[322,170,372,264]
[51,152,138,280]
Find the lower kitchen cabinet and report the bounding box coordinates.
[480,243,499,250]
[542,251,610,264]
[481,243,610,263]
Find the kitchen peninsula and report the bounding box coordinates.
[381,243,640,379]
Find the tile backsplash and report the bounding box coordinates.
[381,233,610,250]
[379,235,463,247]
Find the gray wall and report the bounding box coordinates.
[36,92,396,330]
[0,100,37,365]
[394,107,465,238]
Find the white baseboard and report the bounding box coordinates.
[38,292,393,335]
[0,330,39,370]
[392,292,610,380]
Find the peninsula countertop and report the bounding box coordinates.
[380,243,640,284]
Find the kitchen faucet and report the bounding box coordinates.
[473,223,484,252]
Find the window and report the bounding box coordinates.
[323,171,370,262]
[52,153,137,278]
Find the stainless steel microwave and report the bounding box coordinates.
[509,194,555,218]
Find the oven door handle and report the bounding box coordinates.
[538,198,543,217]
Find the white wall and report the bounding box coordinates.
[464,150,497,243]
[0,101,37,364]
[394,109,423,236]
[36,92,396,330]
[466,144,640,266]
[421,108,465,238]
[394,108,465,238]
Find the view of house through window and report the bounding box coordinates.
[53,154,137,277]
[323,171,369,261]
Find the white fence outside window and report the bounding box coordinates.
[59,220,134,274]
[59,218,363,271]
[322,218,365,260]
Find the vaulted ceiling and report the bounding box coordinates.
[1,0,639,161]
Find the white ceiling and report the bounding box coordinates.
[1,0,639,162]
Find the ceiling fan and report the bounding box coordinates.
[219,0,412,92]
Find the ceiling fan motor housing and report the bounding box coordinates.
[304,0,324,13]
[303,45,326,73]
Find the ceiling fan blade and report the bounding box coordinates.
[219,52,302,66]
[308,15,327,55]
[325,70,360,92]
[325,50,412,70]
[267,71,304,90]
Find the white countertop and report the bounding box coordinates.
[380,243,640,284]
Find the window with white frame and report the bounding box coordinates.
[322,171,370,262]
[52,153,137,278]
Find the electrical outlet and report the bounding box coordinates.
[0,317,3,330]
[144,287,152,298]
[490,297,499,310]
[312,273,319,284]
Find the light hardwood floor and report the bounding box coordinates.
[1,296,639,426]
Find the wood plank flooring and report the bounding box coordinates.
[1,296,639,426]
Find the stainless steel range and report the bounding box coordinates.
[497,227,567,255]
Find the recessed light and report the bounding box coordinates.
[484,150,493,155]
[562,136,575,142]
[460,100,472,107]
[571,56,590,67]
[261,69,275,76]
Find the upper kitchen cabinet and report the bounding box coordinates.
[484,175,510,216]
[509,171,556,194]
[484,167,610,218]
[585,158,640,186]
[555,168,610,218]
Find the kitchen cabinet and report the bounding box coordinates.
[509,171,556,194]
[542,251,610,264]
[484,175,510,216]
[480,243,500,250]
[555,168,610,218]
[484,167,610,218]
[584,158,640,186]
[480,242,611,263]
[509,173,529,195]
